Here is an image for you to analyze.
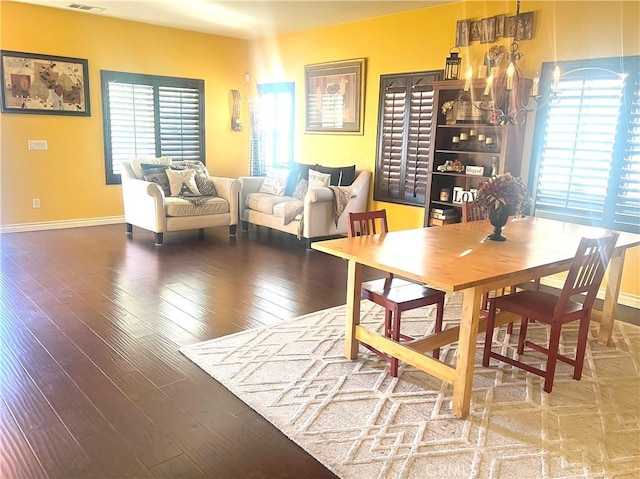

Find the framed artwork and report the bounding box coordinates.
[515,11,534,40]
[505,16,517,38]
[455,19,470,47]
[480,17,496,44]
[495,14,505,37]
[1,50,90,115]
[305,58,365,134]
[469,21,481,42]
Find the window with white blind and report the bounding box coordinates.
[374,71,442,206]
[101,71,205,184]
[530,56,639,234]
[250,82,295,176]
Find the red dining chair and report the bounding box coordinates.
[461,201,540,330]
[482,233,619,393]
[348,210,446,377]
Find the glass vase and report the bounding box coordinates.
[487,206,510,241]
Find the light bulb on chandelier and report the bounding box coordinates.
[464,39,561,126]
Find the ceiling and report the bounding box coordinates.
[13,0,453,40]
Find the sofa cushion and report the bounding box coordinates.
[259,168,291,196]
[141,164,171,196]
[308,169,332,188]
[293,179,309,200]
[313,164,356,186]
[285,162,316,196]
[131,156,172,180]
[166,168,201,196]
[273,200,303,220]
[165,196,229,217]
[172,160,217,197]
[245,192,294,214]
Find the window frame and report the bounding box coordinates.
[374,70,442,206]
[101,70,205,184]
[529,55,639,234]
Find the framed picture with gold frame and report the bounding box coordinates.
[0,50,90,115]
[304,58,366,134]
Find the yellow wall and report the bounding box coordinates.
[1,1,638,300]
[0,0,251,225]
[248,1,640,297]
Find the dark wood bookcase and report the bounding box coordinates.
[424,78,532,227]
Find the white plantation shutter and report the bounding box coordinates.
[375,71,441,205]
[159,86,202,161]
[615,77,640,230]
[531,56,639,233]
[101,71,205,184]
[106,83,156,176]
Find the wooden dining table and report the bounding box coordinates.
[312,216,640,418]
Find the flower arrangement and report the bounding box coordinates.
[476,172,531,215]
[441,100,456,115]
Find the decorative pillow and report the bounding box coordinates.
[313,165,357,186]
[141,164,171,196]
[293,179,309,200]
[259,168,291,196]
[308,169,332,188]
[166,168,201,196]
[130,156,172,180]
[171,160,217,197]
[285,163,317,196]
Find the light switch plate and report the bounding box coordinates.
[28,140,48,150]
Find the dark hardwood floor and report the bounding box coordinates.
[0,224,371,479]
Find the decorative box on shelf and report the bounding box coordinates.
[465,165,485,176]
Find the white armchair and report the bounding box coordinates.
[121,158,240,245]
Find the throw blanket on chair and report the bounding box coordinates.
[282,186,353,239]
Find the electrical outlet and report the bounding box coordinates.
[28,140,48,151]
[33,198,40,208]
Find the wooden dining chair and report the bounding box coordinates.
[482,233,619,393]
[348,210,446,377]
[461,200,487,222]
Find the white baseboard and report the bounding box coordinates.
[540,277,639,310]
[0,216,124,233]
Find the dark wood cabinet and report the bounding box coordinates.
[424,78,531,227]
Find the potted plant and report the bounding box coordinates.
[475,172,531,241]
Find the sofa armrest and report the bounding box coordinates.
[121,177,167,232]
[238,176,265,218]
[211,177,241,225]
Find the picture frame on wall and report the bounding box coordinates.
[495,14,505,37]
[0,50,90,116]
[480,17,496,43]
[505,16,516,38]
[304,58,366,134]
[455,19,470,47]
[469,21,481,42]
[515,11,534,40]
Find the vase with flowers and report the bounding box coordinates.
[476,172,531,241]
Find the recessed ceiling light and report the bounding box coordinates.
[67,4,105,13]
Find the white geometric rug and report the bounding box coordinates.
[180,294,640,479]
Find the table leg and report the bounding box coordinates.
[452,287,482,418]
[345,260,362,360]
[598,248,626,346]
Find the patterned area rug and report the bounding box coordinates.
[180,294,640,478]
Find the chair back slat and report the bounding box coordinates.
[461,201,487,222]
[348,210,389,238]
[554,233,619,317]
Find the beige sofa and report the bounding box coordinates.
[121,157,240,245]
[239,167,371,247]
